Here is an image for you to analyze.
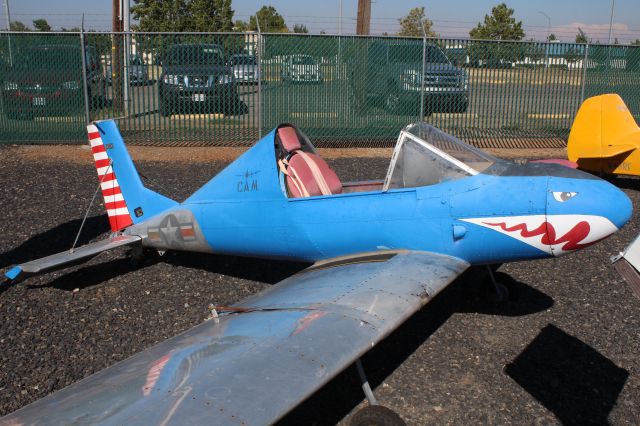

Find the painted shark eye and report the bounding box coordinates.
[553,191,578,202]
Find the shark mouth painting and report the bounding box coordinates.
[461,214,619,256]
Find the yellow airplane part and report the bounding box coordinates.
[568,93,640,175]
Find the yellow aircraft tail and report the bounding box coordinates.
[568,94,640,165]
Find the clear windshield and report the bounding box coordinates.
[384,123,497,190]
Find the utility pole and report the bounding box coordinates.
[112,0,123,113]
[123,0,130,116]
[356,0,371,35]
[354,0,371,115]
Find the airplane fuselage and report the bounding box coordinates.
[127,134,631,267]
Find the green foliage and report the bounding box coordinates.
[293,24,308,34]
[632,39,640,46]
[469,3,525,41]
[32,19,51,32]
[248,6,287,33]
[564,46,583,64]
[548,33,557,42]
[132,0,192,31]
[190,0,234,32]
[10,21,29,31]
[397,7,436,38]
[233,20,248,32]
[575,28,588,44]
[132,0,234,32]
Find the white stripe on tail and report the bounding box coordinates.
[87,124,133,232]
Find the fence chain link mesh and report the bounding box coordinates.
[0,32,638,148]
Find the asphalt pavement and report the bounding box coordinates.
[0,146,639,425]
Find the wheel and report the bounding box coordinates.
[350,405,406,426]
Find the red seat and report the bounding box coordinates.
[278,126,302,152]
[286,151,342,197]
[277,126,342,198]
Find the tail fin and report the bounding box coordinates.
[87,120,178,232]
[568,94,640,161]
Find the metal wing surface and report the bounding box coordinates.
[4,235,142,281]
[1,250,468,425]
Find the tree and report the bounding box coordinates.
[632,39,640,46]
[9,21,29,31]
[248,6,287,32]
[132,0,192,31]
[293,24,308,34]
[32,19,51,31]
[547,33,557,42]
[469,3,525,40]
[575,28,588,44]
[233,19,248,32]
[190,0,234,32]
[397,7,436,37]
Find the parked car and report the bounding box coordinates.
[229,53,260,84]
[359,41,469,115]
[280,54,323,83]
[158,43,242,117]
[106,53,149,86]
[1,44,106,119]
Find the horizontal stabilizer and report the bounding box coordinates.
[575,143,636,159]
[3,235,141,283]
[612,234,640,300]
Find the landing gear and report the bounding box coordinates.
[349,359,406,426]
[486,265,509,303]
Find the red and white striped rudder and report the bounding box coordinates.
[87,124,134,232]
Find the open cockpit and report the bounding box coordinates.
[275,122,499,198]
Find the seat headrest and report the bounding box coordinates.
[278,126,302,152]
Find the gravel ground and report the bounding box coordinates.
[0,145,639,425]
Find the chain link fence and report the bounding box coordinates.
[0,31,638,147]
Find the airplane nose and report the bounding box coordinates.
[606,184,633,230]
[546,177,632,256]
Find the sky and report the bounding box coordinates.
[2,0,639,43]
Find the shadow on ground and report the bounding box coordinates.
[505,324,629,426]
[0,215,110,268]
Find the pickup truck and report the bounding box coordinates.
[359,41,469,115]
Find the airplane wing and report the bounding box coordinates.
[613,235,640,300]
[4,234,142,282]
[0,250,469,425]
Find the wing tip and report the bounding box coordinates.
[4,266,22,282]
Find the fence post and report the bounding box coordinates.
[257,27,262,139]
[420,20,427,120]
[580,43,589,104]
[80,23,91,125]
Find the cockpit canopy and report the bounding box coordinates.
[384,123,498,190]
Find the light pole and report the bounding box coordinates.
[608,0,616,44]
[538,11,550,67]
[537,11,550,41]
[3,0,12,66]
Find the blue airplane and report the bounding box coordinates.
[1,118,633,424]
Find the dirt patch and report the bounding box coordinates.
[8,145,567,165]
